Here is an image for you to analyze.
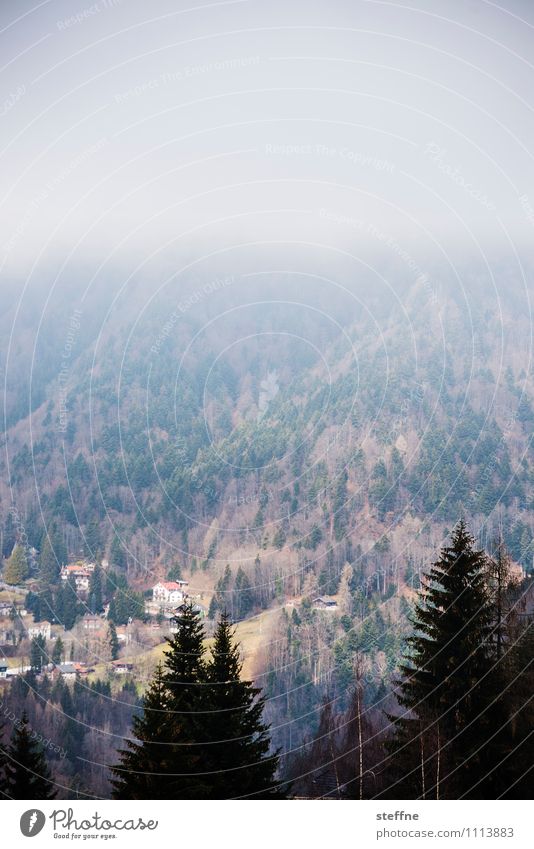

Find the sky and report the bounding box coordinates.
[1,0,534,281]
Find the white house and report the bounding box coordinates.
[0,665,7,679]
[152,580,188,605]
[112,661,134,675]
[28,622,52,640]
[55,663,77,681]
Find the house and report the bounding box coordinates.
[55,663,77,681]
[82,614,103,631]
[6,664,32,677]
[0,628,16,646]
[312,597,338,611]
[0,665,7,679]
[74,663,93,676]
[112,661,134,675]
[115,625,131,644]
[61,564,91,593]
[152,580,188,606]
[61,562,95,592]
[28,622,52,640]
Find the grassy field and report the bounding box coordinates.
[89,605,288,690]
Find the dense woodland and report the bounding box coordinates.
[0,268,533,797]
[0,524,532,799]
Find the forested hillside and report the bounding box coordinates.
[1,257,533,794]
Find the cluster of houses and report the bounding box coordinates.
[0,569,206,686]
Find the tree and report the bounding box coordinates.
[234,567,254,620]
[109,622,120,661]
[3,544,29,584]
[89,565,104,614]
[110,535,127,570]
[52,637,64,666]
[113,604,209,799]
[38,535,60,584]
[206,612,284,798]
[56,575,79,630]
[386,521,503,799]
[111,664,198,799]
[30,636,47,673]
[5,713,56,799]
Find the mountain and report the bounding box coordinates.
[1,255,534,756]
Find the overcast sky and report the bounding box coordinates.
[1,0,533,280]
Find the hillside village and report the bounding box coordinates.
[0,556,211,690]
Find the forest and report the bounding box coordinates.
[0,522,532,799]
[0,270,533,798]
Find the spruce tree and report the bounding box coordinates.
[111,664,199,799]
[30,636,46,672]
[89,565,104,614]
[52,637,64,666]
[387,521,501,799]
[58,575,79,630]
[161,602,211,798]
[3,544,29,584]
[206,612,284,798]
[109,622,120,661]
[39,535,60,584]
[5,713,57,799]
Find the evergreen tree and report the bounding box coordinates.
[386,521,502,799]
[109,622,120,661]
[206,612,284,798]
[234,567,254,620]
[2,513,16,558]
[3,544,29,584]
[52,637,64,666]
[89,565,104,614]
[39,535,60,584]
[57,576,79,630]
[111,664,198,799]
[30,636,47,673]
[113,606,209,799]
[111,664,176,799]
[110,535,127,570]
[5,713,56,799]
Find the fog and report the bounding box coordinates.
[0,0,533,287]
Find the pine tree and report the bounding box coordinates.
[3,544,29,584]
[206,612,284,798]
[30,635,47,672]
[111,664,199,798]
[52,637,64,666]
[109,622,120,661]
[89,565,104,614]
[5,713,56,799]
[234,567,254,620]
[39,535,60,584]
[158,602,211,796]
[387,521,502,799]
[57,575,79,630]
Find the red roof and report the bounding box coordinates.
[160,581,185,590]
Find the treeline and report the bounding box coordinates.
[290,522,533,799]
[0,672,136,798]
